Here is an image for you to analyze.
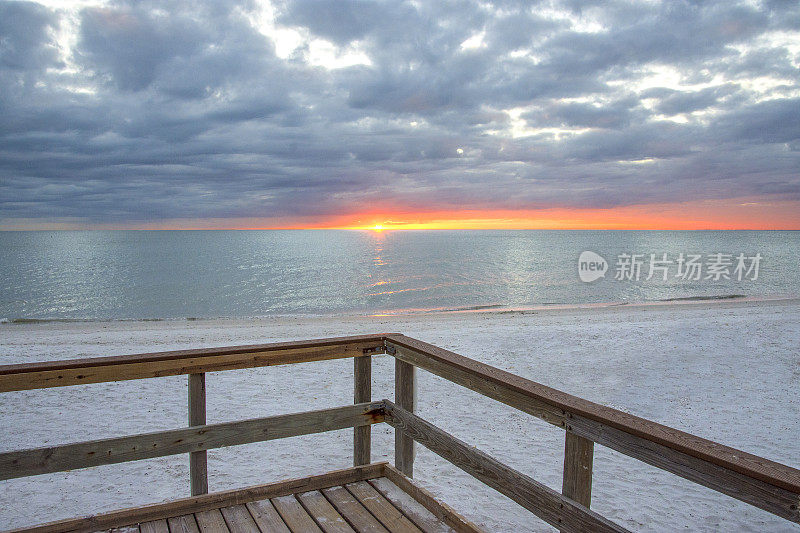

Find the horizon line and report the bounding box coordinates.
[3,227,799,232]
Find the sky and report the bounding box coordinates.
[0,0,799,230]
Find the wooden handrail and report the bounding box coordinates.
[385,334,800,489]
[1,333,798,527]
[383,400,629,533]
[0,401,385,480]
[385,334,800,522]
[0,334,390,392]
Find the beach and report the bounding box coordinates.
[1,298,798,532]
[4,0,800,529]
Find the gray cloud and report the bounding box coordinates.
[0,1,59,71]
[1,0,799,227]
[79,7,207,91]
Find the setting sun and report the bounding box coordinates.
[371,224,384,231]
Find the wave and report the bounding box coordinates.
[438,304,506,312]
[659,294,746,302]
[5,294,796,324]
[4,317,170,324]
[1,314,328,324]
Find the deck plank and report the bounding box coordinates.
[368,478,455,533]
[166,515,200,533]
[139,520,169,533]
[11,465,474,533]
[297,490,356,533]
[321,486,389,533]
[381,466,483,533]
[219,505,260,532]
[272,495,323,532]
[346,481,422,533]
[194,510,230,533]
[246,500,291,533]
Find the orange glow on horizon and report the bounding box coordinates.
[4,196,798,231]
[311,197,800,231]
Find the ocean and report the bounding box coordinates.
[1,230,798,321]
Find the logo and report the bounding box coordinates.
[578,251,608,282]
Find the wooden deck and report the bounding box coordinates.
[4,334,799,531]
[15,463,481,533]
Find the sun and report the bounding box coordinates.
[371,224,384,231]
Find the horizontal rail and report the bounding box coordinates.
[386,335,800,522]
[567,414,800,521]
[383,400,629,533]
[0,401,385,480]
[0,334,390,392]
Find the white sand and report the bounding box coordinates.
[1,299,798,532]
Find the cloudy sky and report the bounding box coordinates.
[1,0,799,229]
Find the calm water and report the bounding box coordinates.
[0,230,798,321]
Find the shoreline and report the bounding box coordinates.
[3,294,799,327]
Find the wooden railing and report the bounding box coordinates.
[0,334,386,487]
[0,333,798,532]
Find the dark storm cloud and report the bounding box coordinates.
[1,0,799,226]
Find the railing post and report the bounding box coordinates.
[562,431,593,508]
[188,373,208,496]
[395,359,416,477]
[353,355,372,466]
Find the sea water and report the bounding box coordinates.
[1,230,798,320]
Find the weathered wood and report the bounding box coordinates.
[389,336,800,523]
[8,463,387,533]
[296,490,355,533]
[218,504,259,533]
[385,335,800,496]
[562,432,594,508]
[245,500,291,533]
[346,480,423,533]
[354,355,372,467]
[322,485,389,533]
[380,466,483,533]
[568,413,800,523]
[394,359,415,478]
[0,334,389,392]
[7,331,800,531]
[272,495,323,532]
[391,346,566,426]
[368,478,457,533]
[138,520,169,533]
[189,373,208,497]
[194,509,229,532]
[166,515,200,533]
[0,402,385,480]
[383,401,629,533]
